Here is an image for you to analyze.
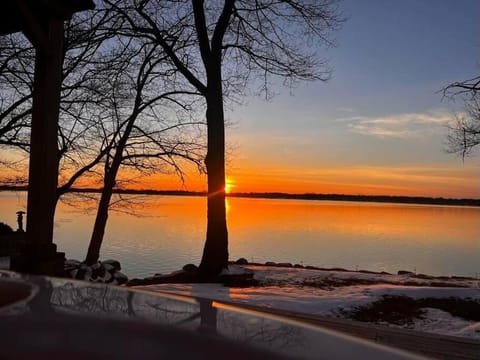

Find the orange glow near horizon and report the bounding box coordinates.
[47,165,480,199]
[224,178,234,194]
[1,158,479,199]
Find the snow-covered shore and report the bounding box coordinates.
[139,264,480,340]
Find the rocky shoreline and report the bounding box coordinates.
[125,257,479,287]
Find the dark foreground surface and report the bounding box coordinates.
[0,270,423,360]
[234,303,480,360]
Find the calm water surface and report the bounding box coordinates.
[1,192,479,278]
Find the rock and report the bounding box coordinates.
[64,262,79,271]
[103,271,113,283]
[91,263,105,280]
[96,264,106,278]
[84,267,93,281]
[102,259,121,271]
[235,258,249,265]
[65,259,81,267]
[103,263,114,272]
[91,262,102,270]
[75,267,87,280]
[112,271,128,285]
[90,271,98,280]
[182,263,198,272]
[293,264,304,268]
[398,270,414,275]
[277,262,292,267]
[265,261,276,266]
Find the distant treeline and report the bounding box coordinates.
[1,186,479,207]
[228,192,480,207]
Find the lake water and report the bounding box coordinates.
[0,192,479,279]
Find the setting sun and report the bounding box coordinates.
[225,179,234,194]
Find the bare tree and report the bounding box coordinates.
[0,33,34,149]
[106,0,343,277]
[444,75,480,159]
[0,8,117,194]
[84,34,205,264]
[0,4,205,265]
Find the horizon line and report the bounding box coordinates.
[1,186,479,206]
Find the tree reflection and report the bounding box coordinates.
[1,276,308,358]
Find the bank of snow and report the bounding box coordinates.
[139,265,480,340]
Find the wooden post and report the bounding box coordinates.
[10,12,65,275]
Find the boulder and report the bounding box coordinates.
[65,259,81,267]
[265,261,277,266]
[182,263,198,272]
[103,271,113,283]
[112,271,128,285]
[397,270,414,275]
[102,259,121,271]
[103,263,115,272]
[235,258,249,265]
[75,267,87,280]
[69,269,78,279]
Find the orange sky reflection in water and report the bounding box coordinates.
[2,193,478,249]
[226,198,479,243]
[0,192,478,277]
[39,194,480,249]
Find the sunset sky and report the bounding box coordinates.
[3,1,479,198]
[143,0,480,198]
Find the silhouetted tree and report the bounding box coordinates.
[0,4,205,264]
[444,76,480,158]
[106,0,343,277]
[84,30,205,264]
[0,8,117,194]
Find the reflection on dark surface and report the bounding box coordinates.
[27,276,55,315]
[0,271,420,359]
[199,299,217,335]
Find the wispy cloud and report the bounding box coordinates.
[338,111,454,138]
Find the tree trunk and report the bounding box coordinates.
[85,116,136,264]
[84,169,116,265]
[199,76,229,277]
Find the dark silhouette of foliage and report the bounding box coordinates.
[444,75,480,159]
[0,222,13,235]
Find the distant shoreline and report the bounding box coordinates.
[1,186,479,207]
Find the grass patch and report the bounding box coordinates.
[343,295,480,325]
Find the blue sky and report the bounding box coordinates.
[225,0,480,198]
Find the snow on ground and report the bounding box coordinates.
[139,265,480,340]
